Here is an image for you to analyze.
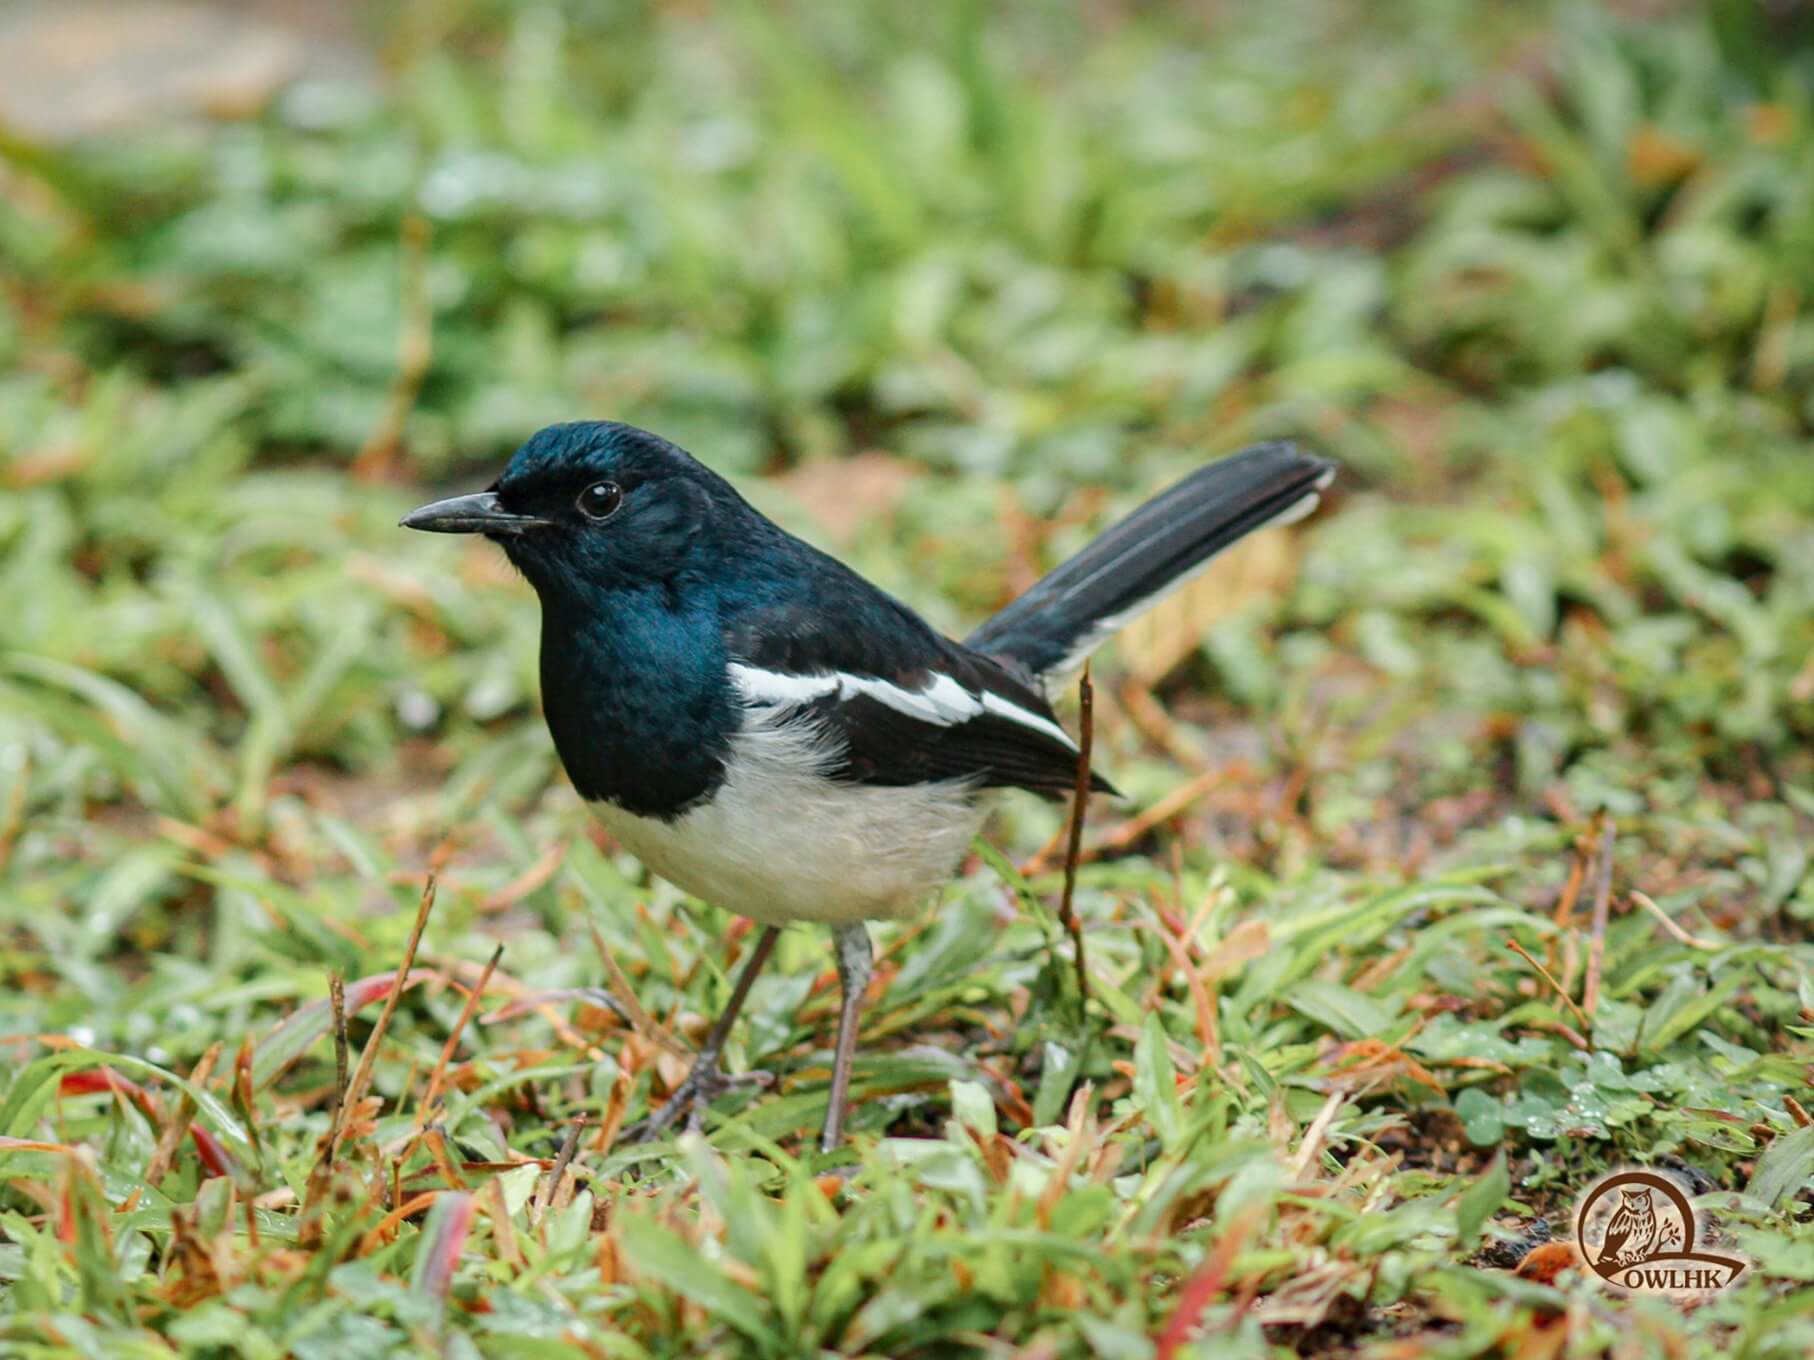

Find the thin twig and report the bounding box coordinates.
[591,1068,632,1156]
[1523,1017,1592,1051]
[1057,664,1095,1005]
[328,974,350,1135]
[145,1042,220,1188]
[418,943,503,1128]
[233,1035,261,1165]
[357,1190,442,1257]
[1288,1091,1346,1181]
[1630,890,1720,950]
[1145,914,1218,1066]
[413,1125,469,1190]
[1505,938,1592,1033]
[337,875,438,1156]
[301,972,355,1244]
[1581,815,1615,1022]
[586,918,690,1058]
[1550,842,1587,927]
[532,1117,587,1227]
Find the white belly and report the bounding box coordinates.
[590,715,984,927]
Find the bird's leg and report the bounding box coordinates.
[819,923,874,1152]
[631,925,781,1141]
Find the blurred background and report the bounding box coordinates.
[2,1,1813,1351]
[5,0,1810,873]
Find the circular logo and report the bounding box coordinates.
[1575,1170,1745,1294]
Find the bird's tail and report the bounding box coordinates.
[965,442,1335,681]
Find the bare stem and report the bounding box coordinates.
[1058,664,1095,1005]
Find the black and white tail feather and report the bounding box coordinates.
[968,441,1335,686]
[725,441,1335,804]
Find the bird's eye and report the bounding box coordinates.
[576,481,623,521]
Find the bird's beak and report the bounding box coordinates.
[399,491,549,536]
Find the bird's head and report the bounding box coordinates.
[401,421,729,598]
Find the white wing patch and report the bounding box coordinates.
[727,662,1076,751]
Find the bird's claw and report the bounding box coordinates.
[624,1060,774,1143]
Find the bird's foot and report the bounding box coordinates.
[624,1056,774,1143]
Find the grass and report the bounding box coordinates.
[2,0,1813,1355]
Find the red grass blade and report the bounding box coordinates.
[412,1191,475,1323]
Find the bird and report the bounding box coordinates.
[1598,1186,1660,1267]
[402,420,1334,1151]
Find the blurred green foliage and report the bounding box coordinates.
[1,1,1812,1356]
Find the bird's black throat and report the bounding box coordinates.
[535,583,738,819]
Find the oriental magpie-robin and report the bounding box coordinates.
[403,421,1334,1149]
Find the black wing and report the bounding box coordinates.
[723,599,1113,798]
